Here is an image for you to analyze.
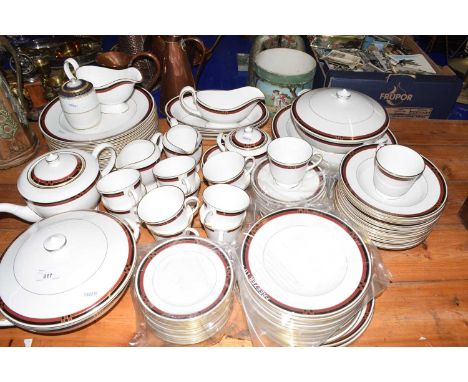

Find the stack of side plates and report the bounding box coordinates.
[335,144,448,250]
[165,95,269,140]
[251,158,327,217]
[39,87,158,167]
[239,208,374,346]
[135,237,234,345]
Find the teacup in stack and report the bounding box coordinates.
[335,144,448,250]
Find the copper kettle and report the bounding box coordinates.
[0,36,39,169]
[146,36,220,113]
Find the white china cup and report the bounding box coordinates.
[202,151,254,189]
[137,186,200,237]
[373,144,426,198]
[203,222,243,246]
[267,137,322,188]
[97,169,146,212]
[201,184,250,228]
[115,132,163,191]
[152,156,197,195]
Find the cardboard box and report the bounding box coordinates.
[312,37,463,119]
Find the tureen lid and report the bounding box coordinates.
[18,149,100,204]
[292,88,388,141]
[227,127,271,155]
[0,210,136,330]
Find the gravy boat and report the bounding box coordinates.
[64,58,142,114]
[179,86,265,125]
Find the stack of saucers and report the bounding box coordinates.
[39,87,158,168]
[334,144,448,250]
[239,208,374,346]
[135,237,234,345]
[165,95,268,140]
[251,158,327,217]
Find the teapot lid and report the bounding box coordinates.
[231,127,265,149]
[18,149,100,204]
[291,88,388,141]
[0,210,135,331]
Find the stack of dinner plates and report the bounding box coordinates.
[334,144,448,250]
[251,158,328,217]
[135,237,234,345]
[39,87,158,167]
[239,208,374,346]
[165,95,268,140]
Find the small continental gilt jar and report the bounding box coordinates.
[58,78,101,130]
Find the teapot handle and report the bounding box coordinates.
[64,58,80,80]
[179,86,202,117]
[92,143,117,176]
[129,52,161,91]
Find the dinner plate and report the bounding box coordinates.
[0,211,136,331]
[135,237,233,320]
[165,96,268,130]
[241,208,371,315]
[341,144,447,218]
[40,87,154,143]
[252,159,325,203]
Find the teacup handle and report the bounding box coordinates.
[244,156,256,176]
[183,227,200,237]
[179,86,202,117]
[180,177,193,195]
[123,217,140,242]
[127,187,141,205]
[216,133,228,152]
[150,132,163,150]
[64,58,79,80]
[184,196,200,218]
[92,143,117,176]
[306,153,323,172]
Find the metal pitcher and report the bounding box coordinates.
[146,36,220,113]
[0,36,38,169]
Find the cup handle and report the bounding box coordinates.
[184,196,200,218]
[179,86,202,117]
[124,218,140,242]
[129,52,161,91]
[64,58,79,80]
[244,156,255,176]
[150,132,163,150]
[127,187,140,205]
[306,153,323,171]
[180,177,193,195]
[200,207,215,226]
[216,133,227,152]
[183,227,200,237]
[92,143,117,176]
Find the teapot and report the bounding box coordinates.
[0,144,116,222]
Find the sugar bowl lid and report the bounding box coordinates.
[18,149,100,204]
[223,127,271,157]
[292,88,389,141]
[0,210,136,331]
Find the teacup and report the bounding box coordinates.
[267,137,322,188]
[203,222,243,246]
[201,184,250,228]
[97,169,146,212]
[137,186,200,237]
[373,144,426,198]
[152,156,198,195]
[115,132,163,190]
[202,151,254,190]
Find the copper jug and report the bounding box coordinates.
[0,36,39,169]
[146,36,211,113]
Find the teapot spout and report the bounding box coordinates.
[0,203,42,222]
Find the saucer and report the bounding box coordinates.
[252,159,325,203]
[40,87,153,143]
[272,105,398,170]
[165,96,268,130]
[341,145,447,217]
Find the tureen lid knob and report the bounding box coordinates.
[43,234,67,252]
[337,89,351,100]
[45,153,59,163]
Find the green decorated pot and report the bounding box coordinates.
[252,48,317,115]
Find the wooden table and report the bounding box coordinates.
[0,118,467,347]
